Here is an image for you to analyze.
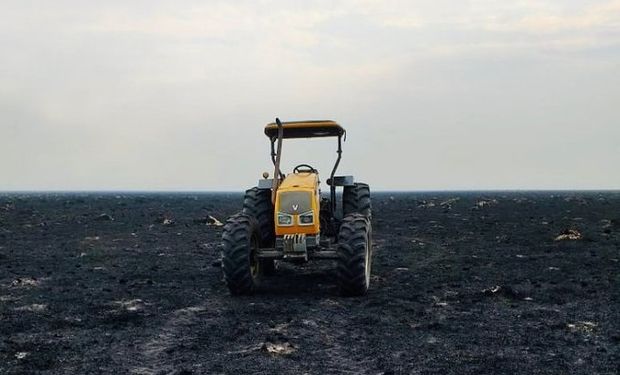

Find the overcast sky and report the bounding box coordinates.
[1,0,618,191]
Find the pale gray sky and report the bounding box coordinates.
[1,0,619,191]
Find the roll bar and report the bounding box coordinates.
[269,118,344,217]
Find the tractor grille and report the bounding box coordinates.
[278,191,312,215]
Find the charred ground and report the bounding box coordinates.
[0,192,618,374]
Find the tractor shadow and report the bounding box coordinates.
[255,260,339,296]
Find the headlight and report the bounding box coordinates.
[277,212,293,226]
[298,211,314,225]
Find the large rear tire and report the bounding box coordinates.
[221,213,262,295]
[242,187,276,275]
[242,187,274,245]
[336,213,372,296]
[343,183,371,218]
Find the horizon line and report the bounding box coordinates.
[1,188,619,194]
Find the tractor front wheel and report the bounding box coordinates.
[221,213,262,295]
[336,213,372,296]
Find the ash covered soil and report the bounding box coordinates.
[0,192,618,374]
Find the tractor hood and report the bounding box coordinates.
[278,173,319,191]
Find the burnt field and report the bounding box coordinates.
[0,191,618,374]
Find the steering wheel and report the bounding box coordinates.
[293,164,317,173]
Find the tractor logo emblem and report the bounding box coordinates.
[292,204,299,211]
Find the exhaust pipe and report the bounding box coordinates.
[271,118,284,204]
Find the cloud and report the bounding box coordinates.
[0,0,618,190]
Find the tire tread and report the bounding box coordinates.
[336,213,372,296]
[343,183,371,218]
[221,213,259,295]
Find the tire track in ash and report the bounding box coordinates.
[130,303,213,374]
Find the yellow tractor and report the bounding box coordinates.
[221,118,372,296]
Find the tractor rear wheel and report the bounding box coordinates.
[221,213,262,295]
[343,183,371,218]
[336,213,372,296]
[242,187,274,245]
[242,187,276,275]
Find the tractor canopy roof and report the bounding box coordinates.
[264,120,345,139]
